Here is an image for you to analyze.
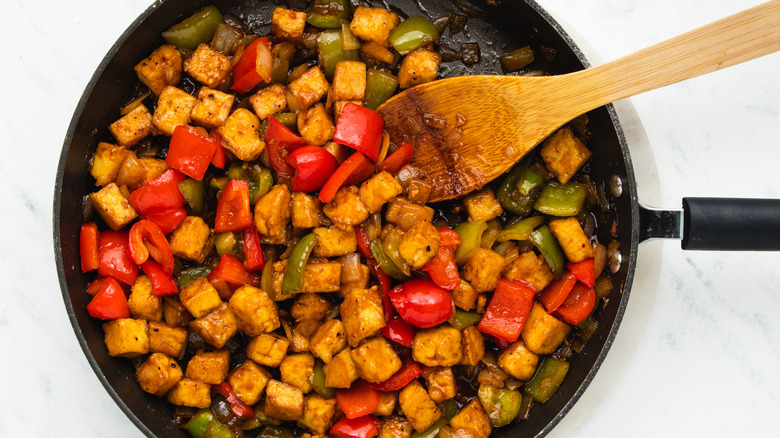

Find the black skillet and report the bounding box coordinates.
[52,0,780,437]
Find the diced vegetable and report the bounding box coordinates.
[453,220,488,265]
[477,384,522,427]
[533,182,587,216]
[333,103,384,161]
[285,145,339,193]
[530,225,566,279]
[525,358,570,403]
[477,278,535,343]
[231,37,273,93]
[318,29,360,79]
[388,16,439,55]
[389,279,453,328]
[364,69,399,110]
[500,46,535,72]
[162,6,223,50]
[80,223,99,273]
[281,233,319,295]
[307,0,351,29]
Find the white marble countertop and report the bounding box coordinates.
[2,0,778,436]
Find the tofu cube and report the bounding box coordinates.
[163,297,194,327]
[340,287,386,347]
[247,333,290,367]
[325,348,358,388]
[229,285,280,336]
[90,142,130,186]
[186,349,230,384]
[289,320,318,353]
[280,353,315,393]
[521,303,572,354]
[291,192,321,229]
[498,340,539,381]
[89,183,138,230]
[103,318,149,358]
[191,87,235,128]
[449,399,491,438]
[379,416,412,438]
[398,221,441,269]
[540,127,592,184]
[412,326,463,367]
[350,337,402,383]
[362,43,396,65]
[134,45,182,96]
[152,85,196,136]
[310,319,347,363]
[332,61,367,101]
[461,248,506,293]
[422,367,456,403]
[179,277,223,319]
[288,66,330,110]
[398,380,441,433]
[312,227,357,258]
[228,359,272,405]
[254,184,291,237]
[166,378,211,408]
[358,171,403,214]
[109,104,152,147]
[148,321,187,359]
[217,108,265,161]
[291,293,332,322]
[303,262,343,293]
[128,275,163,322]
[398,49,440,89]
[297,104,335,146]
[169,216,213,263]
[385,198,435,231]
[504,251,554,292]
[298,394,337,435]
[452,279,477,311]
[188,303,240,348]
[373,391,398,416]
[249,83,288,120]
[264,380,304,421]
[136,352,182,397]
[322,186,369,231]
[183,43,232,88]
[271,7,307,41]
[460,326,486,366]
[349,7,399,46]
[549,217,594,263]
[463,188,503,221]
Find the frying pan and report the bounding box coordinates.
[52,0,780,437]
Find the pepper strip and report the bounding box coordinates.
[80,223,99,273]
[281,233,319,295]
[211,381,254,419]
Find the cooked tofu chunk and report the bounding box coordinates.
[461,248,506,293]
[549,217,594,263]
[476,293,489,314]
[351,337,402,383]
[148,321,187,359]
[385,198,435,231]
[422,367,456,403]
[463,188,503,221]
[166,378,211,408]
[280,353,315,393]
[90,142,130,186]
[228,359,271,405]
[460,326,485,366]
[229,285,280,336]
[249,83,288,120]
[362,43,396,65]
[103,318,149,358]
[358,171,403,214]
[291,293,332,322]
[169,216,213,263]
[264,380,305,421]
[152,85,196,136]
[247,333,290,367]
[379,416,412,438]
[449,399,491,438]
[136,352,182,397]
[504,251,554,292]
[452,279,477,311]
[325,348,358,388]
[191,87,235,128]
[271,260,342,297]
[254,184,291,237]
[412,326,462,367]
[183,43,232,88]
[310,319,347,363]
[521,303,572,354]
[90,183,138,230]
[322,186,369,231]
[292,192,321,229]
[134,45,182,96]
[188,303,240,348]
[217,108,265,161]
[288,66,330,110]
[186,349,230,384]
[398,221,440,269]
[540,127,592,184]
[398,49,440,89]
[298,394,337,435]
[498,340,539,381]
[179,277,223,319]
[398,380,441,433]
[128,275,163,322]
[340,286,386,347]
[332,61,367,102]
[109,104,152,147]
[297,104,335,146]
[272,7,307,41]
[349,7,399,46]
[312,227,357,258]
[373,391,398,416]
[163,297,194,327]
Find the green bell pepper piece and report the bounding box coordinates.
[178,178,206,216]
[364,69,399,110]
[162,6,223,50]
[215,232,239,257]
[210,176,230,192]
[382,228,411,277]
[274,112,298,130]
[442,398,458,421]
[448,308,482,330]
[176,265,213,289]
[271,42,296,84]
[517,166,544,196]
[310,360,335,398]
[183,409,215,438]
[525,357,570,403]
[370,239,409,280]
[411,417,447,438]
[206,419,239,438]
[477,384,522,427]
[496,166,535,216]
[260,246,277,295]
[530,225,566,279]
[496,216,546,242]
[388,16,439,55]
[282,233,319,295]
[454,220,488,265]
[227,163,248,181]
[307,0,350,29]
[533,182,587,217]
[240,409,283,430]
[318,29,359,79]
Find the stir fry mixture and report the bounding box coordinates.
[79,2,616,438]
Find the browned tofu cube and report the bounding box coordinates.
[229,285,280,336]
[134,45,182,96]
[322,186,369,231]
[358,171,403,214]
[291,192,321,229]
[379,416,412,438]
[249,83,288,120]
[90,142,130,186]
[179,277,223,319]
[504,251,554,292]
[103,318,149,358]
[186,349,230,384]
[412,326,462,367]
[540,127,592,184]
[298,394,337,435]
[521,303,572,354]
[247,333,290,367]
[340,287,386,347]
[166,378,211,408]
[152,85,196,136]
[302,262,342,293]
[385,198,435,231]
[549,217,594,263]
[325,348,359,388]
[398,49,440,89]
[422,367,456,403]
[280,353,315,393]
[449,399,491,438]
[350,337,402,383]
[463,188,503,221]
[163,297,193,327]
[169,216,213,263]
[109,104,152,147]
[254,184,291,237]
[188,303,240,348]
[128,275,163,322]
[288,66,330,110]
[191,87,235,129]
[271,7,307,41]
[398,221,440,269]
[90,183,138,230]
[217,108,265,161]
[476,293,489,314]
[498,340,539,381]
[136,352,183,397]
[297,104,335,146]
[398,380,441,433]
[148,321,187,359]
[349,7,399,46]
[310,319,347,363]
[452,279,477,311]
[264,380,304,421]
[362,44,396,65]
[373,391,398,416]
[291,294,332,322]
[183,43,232,88]
[460,326,485,366]
[461,248,506,293]
[332,61,367,102]
[312,227,357,258]
[229,359,271,405]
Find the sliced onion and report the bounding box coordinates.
[375,132,391,167]
[593,242,607,277]
[341,20,362,50]
[340,253,363,283]
[594,275,613,299]
[211,23,243,54]
[120,91,151,116]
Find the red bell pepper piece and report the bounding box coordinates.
[129,169,188,216]
[231,37,273,94]
[389,279,453,328]
[421,246,460,290]
[330,415,380,438]
[336,380,381,419]
[129,219,174,275]
[86,277,130,320]
[334,103,384,161]
[491,335,512,350]
[215,179,253,232]
[285,145,339,193]
[243,228,265,272]
[537,272,577,314]
[477,278,535,343]
[141,260,179,296]
[372,360,423,392]
[381,315,416,348]
[207,254,261,289]
[437,226,462,252]
[567,258,596,288]
[318,152,373,203]
[143,207,187,234]
[376,142,414,175]
[356,224,373,259]
[210,129,227,169]
[98,230,138,286]
[211,382,255,419]
[80,223,99,273]
[265,115,308,180]
[166,125,218,181]
[556,282,596,325]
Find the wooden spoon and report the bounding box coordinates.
[378,1,780,202]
